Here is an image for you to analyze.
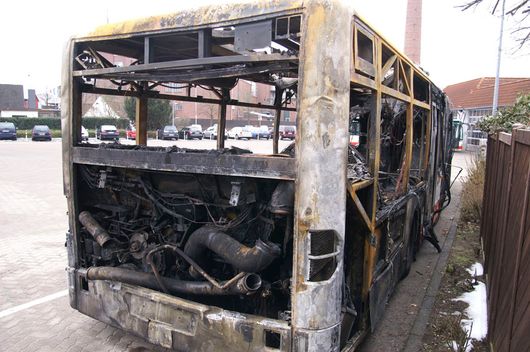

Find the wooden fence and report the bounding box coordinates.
[481,128,530,352]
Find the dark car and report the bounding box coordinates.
[96,125,120,141]
[278,125,296,140]
[0,122,17,140]
[158,125,179,140]
[179,126,203,140]
[250,126,271,140]
[32,125,52,141]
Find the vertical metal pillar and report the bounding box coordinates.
[217,88,229,150]
[273,87,284,154]
[136,84,148,146]
[291,1,352,351]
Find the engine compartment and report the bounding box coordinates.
[76,161,295,321]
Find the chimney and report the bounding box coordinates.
[28,89,37,109]
[404,0,422,64]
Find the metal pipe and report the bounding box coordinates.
[78,211,111,247]
[86,266,261,295]
[184,226,281,274]
[492,0,506,115]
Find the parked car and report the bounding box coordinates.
[179,126,203,140]
[32,125,52,141]
[157,125,179,140]
[250,126,271,140]
[203,125,227,139]
[96,125,120,141]
[81,126,89,141]
[126,125,137,140]
[227,126,253,139]
[277,125,296,140]
[0,122,17,140]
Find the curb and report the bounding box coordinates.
[402,221,458,352]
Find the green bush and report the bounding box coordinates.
[1,117,61,129]
[81,117,131,129]
[460,155,486,223]
[477,94,530,133]
[16,129,62,138]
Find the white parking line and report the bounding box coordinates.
[0,290,68,319]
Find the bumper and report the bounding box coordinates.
[162,133,178,139]
[0,134,16,140]
[71,273,291,351]
[32,136,52,141]
[100,134,119,140]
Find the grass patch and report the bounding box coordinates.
[460,155,485,223]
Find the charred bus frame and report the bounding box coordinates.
[62,1,453,351]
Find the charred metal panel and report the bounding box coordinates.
[62,38,83,310]
[81,1,304,39]
[76,278,291,351]
[291,1,352,351]
[71,146,296,180]
[234,21,272,52]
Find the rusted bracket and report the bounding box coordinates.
[347,181,373,232]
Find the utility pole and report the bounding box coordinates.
[492,0,506,115]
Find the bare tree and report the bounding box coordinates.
[458,0,530,48]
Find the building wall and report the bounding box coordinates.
[1,110,39,118]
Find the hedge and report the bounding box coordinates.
[1,117,62,130]
[0,117,131,130]
[81,117,131,129]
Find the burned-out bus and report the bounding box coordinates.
[61,1,453,351]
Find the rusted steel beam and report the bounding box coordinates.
[351,72,377,90]
[101,62,293,82]
[73,53,298,77]
[350,179,373,193]
[71,147,297,180]
[348,188,373,231]
[363,36,383,303]
[80,86,297,112]
[381,54,397,77]
[402,83,414,193]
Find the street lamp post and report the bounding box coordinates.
[492,0,506,115]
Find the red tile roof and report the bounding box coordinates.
[444,77,530,109]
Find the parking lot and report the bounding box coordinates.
[0,138,295,352]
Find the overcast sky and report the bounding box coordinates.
[0,0,528,93]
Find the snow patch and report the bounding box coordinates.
[454,281,488,341]
[466,262,483,277]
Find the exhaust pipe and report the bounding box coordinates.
[79,211,111,247]
[183,226,281,275]
[86,266,261,295]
